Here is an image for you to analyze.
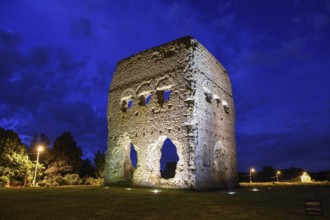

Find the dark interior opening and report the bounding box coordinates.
[138,95,146,105]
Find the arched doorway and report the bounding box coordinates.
[160,138,179,179]
[130,143,138,169]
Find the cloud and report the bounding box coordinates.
[29,46,50,66]
[70,17,95,40]
[0,29,26,79]
[235,95,272,122]
[56,48,86,73]
[312,13,329,30]
[242,38,306,66]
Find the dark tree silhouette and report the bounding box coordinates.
[94,150,105,178]
[79,159,95,178]
[52,131,82,174]
[29,133,53,166]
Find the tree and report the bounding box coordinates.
[29,133,53,166]
[0,128,34,185]
[79,159,95,178]
[44,159,72,177]
[258,166,276,182]
[52,132,82,174]
[281,167,304,181]
[94,150,105,178]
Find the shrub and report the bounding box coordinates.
[83,177,94,185]
[10,179,23,187]
[55,175,68,185]
[63,174,82,185]
[0,176,10,187]
[38,180,46,187]
[83,177,104,186]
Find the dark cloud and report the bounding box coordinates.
[235,95,272,122]
[243,38,306,66]
[70,17,94,40]
[0,29,27,79]
[29,46,50,66]
[56,48,86,73]
[0,28,22,47]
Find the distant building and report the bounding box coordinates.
[301,172,312,183]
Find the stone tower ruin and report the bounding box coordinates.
[105,36,238,190]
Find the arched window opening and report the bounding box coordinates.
[138,95,146,105]
[145,94,152,104]
[160,138,179,179]
[130,143,138,169]
[164,90,172,102]
[121,99,133,112]
[156,90,172,106]
[128,99,133,109]
[139,94,152,106]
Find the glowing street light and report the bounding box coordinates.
[32,146,43,187]
[249,168,255,183]
[276,170,281,182]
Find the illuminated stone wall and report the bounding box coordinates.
[104,37,238,189]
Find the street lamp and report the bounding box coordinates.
[32,146,43,187]
[276,170,281,182]
[249,168,255,183]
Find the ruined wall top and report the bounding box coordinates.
[109,36,229,94]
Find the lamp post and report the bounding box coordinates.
[276,170,281,182]
[32,146,43,187]
[249,168,255,183]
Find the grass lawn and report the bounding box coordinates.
[0,184,329,219]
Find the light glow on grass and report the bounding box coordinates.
[126,188,132,191]
[252,188,259,192]
[151,189,161,194]
[227,191,236,195]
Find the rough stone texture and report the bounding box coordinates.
[104,36,238,190]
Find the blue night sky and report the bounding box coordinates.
[1,0,329,172]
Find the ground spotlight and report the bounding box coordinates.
[151,189,161,194]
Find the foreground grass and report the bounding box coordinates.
[0,185,329,219]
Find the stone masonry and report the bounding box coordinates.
[104,36,238,190]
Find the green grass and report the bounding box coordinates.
[0,185,329,219]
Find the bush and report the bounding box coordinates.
[83,177,104,186]
[0,176,10,187]
[10,179,23,187]
[38,180,46,187]
[63,174,82,185]
[55,175,68,186]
